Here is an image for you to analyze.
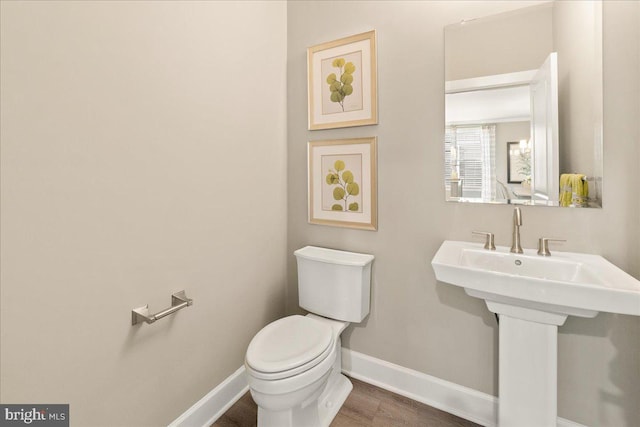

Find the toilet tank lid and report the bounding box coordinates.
[294,246,374,267]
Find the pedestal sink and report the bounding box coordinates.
[431,240,640,426]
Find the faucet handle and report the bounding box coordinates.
[537,238,566,256]
[472,231,496,250]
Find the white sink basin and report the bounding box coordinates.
[432,240,640,425]
[432,240,640,318]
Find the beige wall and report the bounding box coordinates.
[445,1,553,81]
[1,1,638,426]
[0,2,287,426]
[287,1,639,426]
[554,0,603,197]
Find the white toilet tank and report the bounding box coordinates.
[294,246,374,322]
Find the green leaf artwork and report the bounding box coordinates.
[326,58,356,112]
[326,160,360,212]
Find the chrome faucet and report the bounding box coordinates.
[510,207,523,254]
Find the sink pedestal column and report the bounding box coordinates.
[486,301,568,427]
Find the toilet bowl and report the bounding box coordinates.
[245,314,351,427]
[245,246,374,427]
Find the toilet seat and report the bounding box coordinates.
[246,315,334,380]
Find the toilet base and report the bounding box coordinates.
[314,327,352,426]
[317,372,352,426]
[256,372,352,427]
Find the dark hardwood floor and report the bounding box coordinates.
[213,376,482,427]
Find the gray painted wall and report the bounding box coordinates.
[287,1,639,425]
[0,2,287,425]
[445,2,553,80]
[1,1,637,426]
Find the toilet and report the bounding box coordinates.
[245,246,374,427]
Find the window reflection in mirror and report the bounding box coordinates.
[444,1,602,207]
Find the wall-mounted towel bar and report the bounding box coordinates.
[131,290,193,326]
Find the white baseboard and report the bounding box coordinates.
[168,366,248,427]
[168,350,585,427]
[341,348,585,427]
[341,348,496,426]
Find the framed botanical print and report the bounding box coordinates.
[308,137,377,230]
[307,31,378,130]
[507,141,531,183]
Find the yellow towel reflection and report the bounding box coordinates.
[559,174,588,207]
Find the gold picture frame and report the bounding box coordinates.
[308,137,377,230]
[307,31,378,130]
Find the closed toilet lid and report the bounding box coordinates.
[246,315,333,374]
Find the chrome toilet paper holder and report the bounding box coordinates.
[131,290,193,326]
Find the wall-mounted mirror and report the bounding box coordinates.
[444,1,602,207]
